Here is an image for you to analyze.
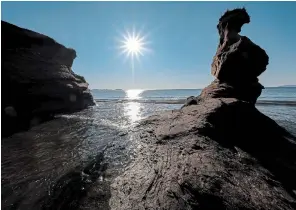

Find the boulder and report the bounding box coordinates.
[1,21,95,137]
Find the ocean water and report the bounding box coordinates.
[2,87,296,209]
[91,88,296,133]
[92,87,296,102]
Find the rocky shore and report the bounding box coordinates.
[1,21,95,137]
[109,8,296,210]
[2,8,296,210]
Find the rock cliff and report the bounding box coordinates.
[109,8,296,209]
[1,21,95,137]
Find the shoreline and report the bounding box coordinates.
[94,99,296,106]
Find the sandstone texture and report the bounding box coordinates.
[109,8,296,210]
[211,8,268,104]
[1,21,95,137]
[110,98,296,210]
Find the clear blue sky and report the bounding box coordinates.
[2,1,296,89]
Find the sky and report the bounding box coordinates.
[1,1,296,90]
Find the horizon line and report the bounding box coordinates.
[91,85,296,91]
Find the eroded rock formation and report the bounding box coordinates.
[184,8,269,106]
[109,8,296,209]
[1,21,95,137]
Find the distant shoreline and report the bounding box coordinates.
[276,85,296,88]
[91,86,296,91]
[94,99,296,106]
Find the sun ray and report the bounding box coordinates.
[119,28,149,60]
[117,27,151,86]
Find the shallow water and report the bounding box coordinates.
[2,89,296,209]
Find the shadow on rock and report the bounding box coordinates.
[39,151,110,210]
[199,100,296,198]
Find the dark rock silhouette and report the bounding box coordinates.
[109,8,296,209]
[213,8,269,86]
[1,21,95,137]
[184,8,269,106]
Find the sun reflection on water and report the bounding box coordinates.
[124,89,144,124]
[126,89,144,100]
[124,102,142,124]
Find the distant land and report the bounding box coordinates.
[91,86,296,91]
[91,89,124,91]
[277,85,296,88]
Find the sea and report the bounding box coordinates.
[2,87,296,209]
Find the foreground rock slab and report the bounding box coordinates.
[110,98,296,210]
[1,21,95,137]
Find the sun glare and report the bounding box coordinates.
[117,28,151,87]
[119,28,149,61]
[126,39,141,53]
[126,89,144,99]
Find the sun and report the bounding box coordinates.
[119,28,149,61]
[126,38,141,53]
[117,27,151,87]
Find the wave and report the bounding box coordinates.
[256,100,296,106]
[95,99,296,106]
